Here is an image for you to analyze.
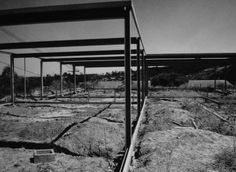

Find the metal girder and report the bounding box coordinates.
[40,60,43,99]
[42,56,138,62]
[146,53,236,59]
[146,58,236,65]
[14,49,140,58]
[136,38,141,117]
[0,1,132,26]
[0,37,138,50]
[124,6,131,149]
[60,58,235,67]
[15,101,138,105]
[10,55,15,104]
[61,60,131,67]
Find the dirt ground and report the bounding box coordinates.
[0,100,137,172]
[134,90,236,172]
[0,90,235,171]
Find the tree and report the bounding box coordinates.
[0,66,18,96]
[151,72,188,87]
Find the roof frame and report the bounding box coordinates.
[1,37,138,50]
[41,56,138,62]
[60,57,235,68]
[0,1,131,26]
[14,49,142,58]
[146,53,236,59]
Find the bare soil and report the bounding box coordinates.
[134,90,236,172]
[0,101,138,171]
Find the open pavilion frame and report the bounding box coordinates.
[0,1,236,171]
[0,1,146,151]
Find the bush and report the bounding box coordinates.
[151,73,188,87]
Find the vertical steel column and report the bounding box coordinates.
[214,66,217,90]
[136,38,141,117]
[60,63,63,96]
[40,60,43,99]
[124,6,131,148]
[73,65,76,93]
[145,59,148,96]
[84,67,87,92]
[10,55,15,104]
[224,65,227,91]
[141,51,145,105]
[24,58,26,99]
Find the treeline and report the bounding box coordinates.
[0,67,129,98]
[148,64,236,87]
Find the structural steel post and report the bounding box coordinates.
[73,65,76,93]
[145,60,148,96]
[60,63,63,96]
[124,7,131,148]
[40,60,44,99]
[84,67,87,92]
[10,55,15,104]
[214,66,217,90]
[141,51,145,105]
[24,58,26,99]
[224,65,227,91]
[136,38,141,117]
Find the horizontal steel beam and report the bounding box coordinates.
[147,58,236,65]
[15,101,137,105]
[0,1,131,26]
[1,37,138,50]
[17,95,137,99]
[42,56,138,62]
[146,53,236,59]
[61,58,236,67]
[14,49,140,58]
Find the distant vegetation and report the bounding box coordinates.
[149,64,236,86]
[151,72,188,87]
[0,67,127,98]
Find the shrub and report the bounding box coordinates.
[151,73,188,87]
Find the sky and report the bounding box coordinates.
[0,0,236,76]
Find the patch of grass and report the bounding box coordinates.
[213,147,236,172]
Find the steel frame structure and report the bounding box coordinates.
[0,1,145,150]
[1,1,236,171]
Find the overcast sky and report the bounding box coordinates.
[0,0,236,76]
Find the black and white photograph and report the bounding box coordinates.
[0,0,235,171]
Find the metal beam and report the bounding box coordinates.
[141,51,145,105]
[124,7,131,149]
[60,63,63,96]
[73,65,76,93]
[84,67,87,92]
[14,49,139,58]
[62,60,135,67]
[146,53,236,59]
[136,38,141,117]
[24,58,26,99]
[145,59,148,96]
[0,37,138,50]
[60,58,235,67]
[10,55,15,104]
[40,60,43,99]
[0,1,132,26]
[42,56,138,62]
[146,59,236,65]
[15,101,138,105]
